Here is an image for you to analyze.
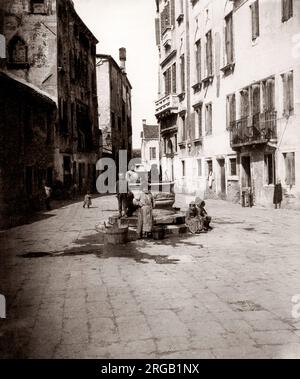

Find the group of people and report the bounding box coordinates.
[186,197,212,234]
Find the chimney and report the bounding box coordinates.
[119,47,126,73]
[142,119,147,126]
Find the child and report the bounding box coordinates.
[195,198,212,232]
[83,193,92,208]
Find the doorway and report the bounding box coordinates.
[218,159,226,194]
[241,156,251,188]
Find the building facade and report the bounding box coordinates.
[0,71,57,228]
[96,49,133,165]
[2,0,99,194]
[155,0,300,208]
[141,120,160,172]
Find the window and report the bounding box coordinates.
[264,154,276,185]
[31,0,47,14]
[172,63,176,93]
[182,161,186,177]
[225,12,234,64]
[118,117,121,132]
[8,36,28,66]
[195,39,201,83]
[174,134,178,152]
[181,114,186,141]
[160,0,175,36]
[150,147,157,160]
[197,159,203,177]
[240,89,250,117]
[284,152,295,187]
[263,78,275,111]
[195,105,202,138]
[250,1,260,41]
[180,55,185,92]
[282,71,294,116]
[205,103,212,136]
[163,66,172,95]
[226,94,236,130]
[205,31,213,76]
[229,158,237,176]
[282,0,293,22]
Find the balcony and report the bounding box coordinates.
[155,94,179,119]
[230,111,277,149]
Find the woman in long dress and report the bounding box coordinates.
[134,187,154,238]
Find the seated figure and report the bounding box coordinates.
[195,197,212,231]
[186,201,203,234]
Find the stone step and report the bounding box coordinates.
[127,224,188,242]
[126,213,186,228]
[165,224,188,235]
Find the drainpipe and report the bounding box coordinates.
[185,0,191,143]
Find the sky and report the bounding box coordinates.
[73,0,158,148]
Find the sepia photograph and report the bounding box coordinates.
[0,0,300,362]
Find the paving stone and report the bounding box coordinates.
[1,195,300,358]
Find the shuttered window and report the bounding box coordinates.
[240,90,250,117]
[250,1,260,40]
[195,39,201,83]
[206,31,213,76]
[282,71,294,116]
[172,63,176,93]
[282,0,293,22]
[197,159,203,177]
[284,152,295,186]
[263,78,275,111]
[163,67,172,95]
[205,103,213,136]
[195,105,203,138]
[191,112,196,141]
[225,12,234,64]
[227,94,236,130]
[180,55,185,92]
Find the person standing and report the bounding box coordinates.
[116,173,128,218]
[273,179,283,209]
[134,186,154,239]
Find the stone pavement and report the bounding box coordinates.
[1,194,300,359]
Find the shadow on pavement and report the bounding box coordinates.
[18,231,204,265]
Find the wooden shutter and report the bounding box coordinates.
[285,152,295,186]
[206,31,213,76]
[181,55,185,92]
[288,71,294,113]
[251,1,260,40]
[288,0,293,18]
[191,112,196,140]
[172,63,176,93]
[198,107,202,137]
[196,40,201,83]
[171,0,175,26]
[155,17,160,45]
[161,8,165,36]
[225,13,233,64]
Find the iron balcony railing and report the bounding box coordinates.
[230,110,277,148]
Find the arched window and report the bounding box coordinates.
[8,36,28,67]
